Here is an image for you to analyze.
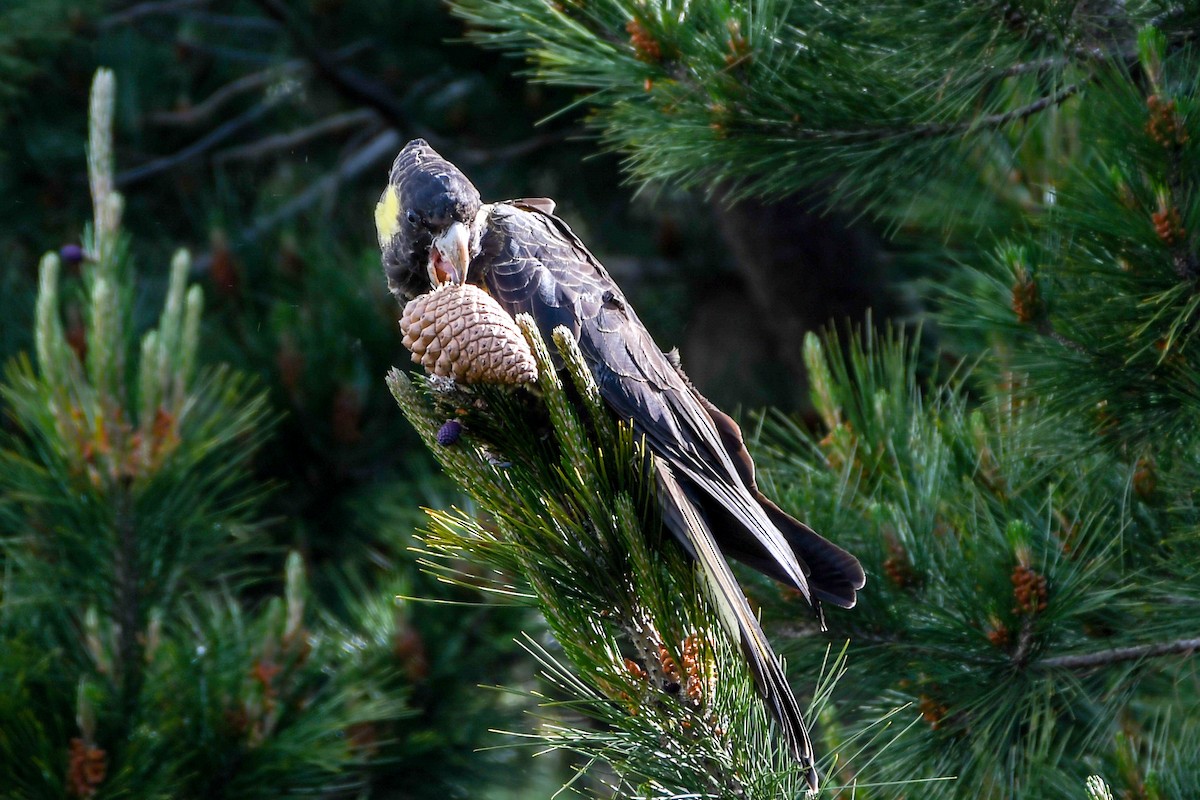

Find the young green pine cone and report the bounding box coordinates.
[399,283,538,385]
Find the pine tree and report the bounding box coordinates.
[0,70,408,800]
[373,2,1200,797]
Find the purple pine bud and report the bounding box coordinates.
[60,243,85,266]
[436,419,463,446]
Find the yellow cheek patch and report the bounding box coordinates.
[374,185,402,250]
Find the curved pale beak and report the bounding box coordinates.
[429,221,470,286]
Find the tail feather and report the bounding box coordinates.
[685,383,864,609]
[758,495,865,609]
[656,461,820,792]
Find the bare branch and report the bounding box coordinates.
[116,99,280,187]
[99,0,209,29]
[1035,320,1091,355]
[248,0,419,136]
[213,108,380,165]
[966,84,1082,133]
[1011,616,1037,667]
[241,128,399,237]
[456,129,582,165]
[150,69,291,128]
[1039,637,1200,670]
[175,11,281,33]
[191,129,401,275]
[1000,42,1140,77]
[171,38,288,65]
[783,83,1084,144]
[148,41,370,127]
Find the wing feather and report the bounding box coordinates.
[476,201,816,598]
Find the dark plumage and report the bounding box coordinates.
[377,139,865,790]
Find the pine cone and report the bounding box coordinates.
[399,283,538,385]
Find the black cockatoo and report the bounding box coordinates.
[376,139,865,790]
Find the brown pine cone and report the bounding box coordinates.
[399,283,538,386]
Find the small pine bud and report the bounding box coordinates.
[725,19,751,66]
[76,680,97,742]
[436,419,463,446]
[1145,95,1189,147]
[1133,456,1156,499]
[624,657,649,682]
[1137,27,1167,92]
[657,643,682,693]
[1004,520,1034,560]
[138,331,161,438]
[1011,265,1041,324]
[88,69,118,257]
[178,285,203,394]
[86,277,116,397]
[36,252,72,392]
[681,634,707,705]
[918,692,949,730]
[625,18,661,62]
[156,249,191,406]
[83,608,110,675]
[393,623,429,683]
[1151,199,1185,245]
[66,737,107,798]
[1011,564,1049,616]
[985,616,1010,648]
[883,530,917,589]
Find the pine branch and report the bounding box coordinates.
[800,83,1084,143]
[113,488,142,714]
[449,0,1170,219]
[1039,637,1200,670]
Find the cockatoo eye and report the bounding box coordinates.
[405,209,420,226]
